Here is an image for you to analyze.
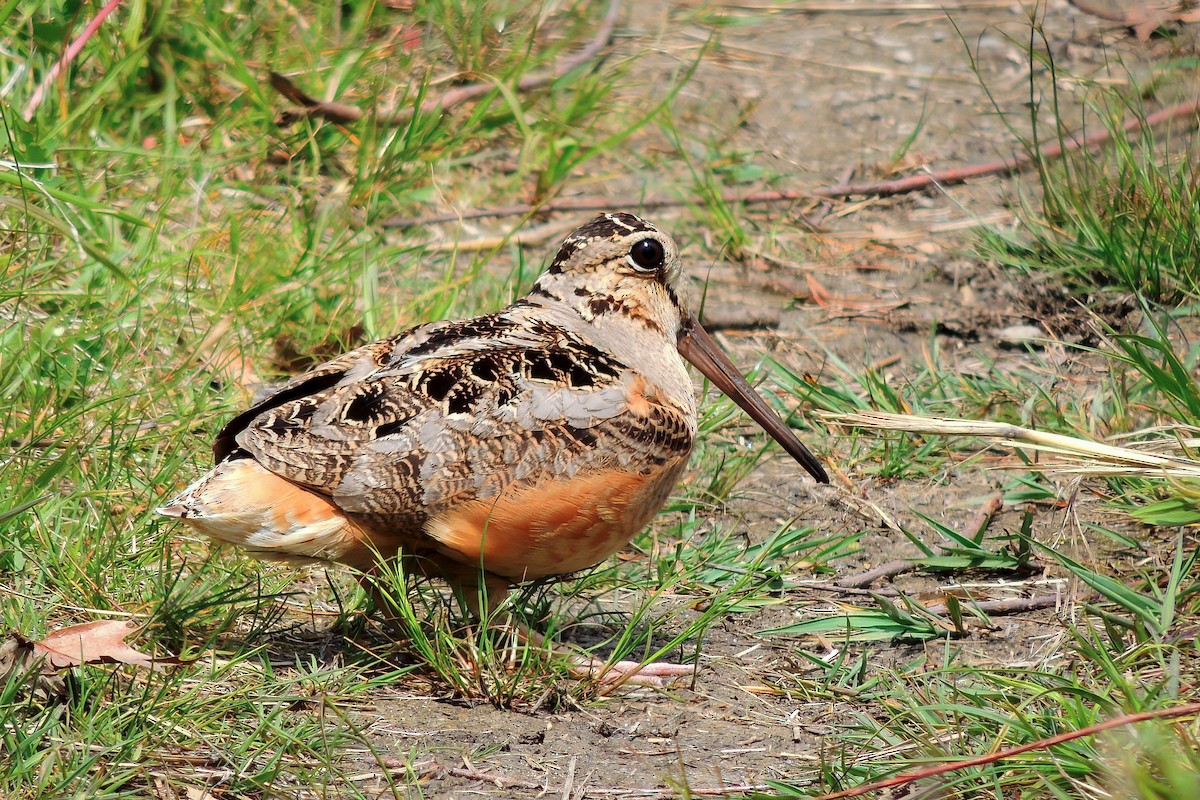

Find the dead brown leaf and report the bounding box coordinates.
[0,634,67,698]
[0,620,190,681]
[36,620,166,669]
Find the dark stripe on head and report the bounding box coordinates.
[664,283,681,309]
[582,212,657,239]
[546,237,579,274]
[547,212,657,273]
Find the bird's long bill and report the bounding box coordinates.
[677,315,829,484]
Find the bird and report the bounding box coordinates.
[159,212,829,685]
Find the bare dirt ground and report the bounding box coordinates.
[269,2,1197,796]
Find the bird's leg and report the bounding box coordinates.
[364,559,694,689]
[456,572,694,689]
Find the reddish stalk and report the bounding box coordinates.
[808,701,1200,800]
[22,0,123,121]
[272,0,622,126]
[380,97,1200,228]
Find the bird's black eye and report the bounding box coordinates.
[627,237,666,272]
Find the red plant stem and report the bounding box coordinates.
[272,0,622,125]
[807,701,1200,800]
[22,0,123,121]
[810,97,1200,198]
[381,96,1200,228]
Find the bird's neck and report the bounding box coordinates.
[520,274,697,414]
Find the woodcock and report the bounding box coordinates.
[160,212,828,681]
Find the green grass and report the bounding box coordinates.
[0,0,714,793]
[745,36,1200,800]
[975,23,1200,305]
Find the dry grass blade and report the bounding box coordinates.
[824,411,1200,478]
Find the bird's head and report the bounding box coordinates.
[529,212,829,484]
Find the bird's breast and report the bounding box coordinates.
[424,456,690,580]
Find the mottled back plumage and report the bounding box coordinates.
[162,213,713,582]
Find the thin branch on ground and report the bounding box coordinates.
[965,493,1004,535]
[271,0,621,126]
[801,165,855,228]
[419,218,578,252]
[924,592,1069,617]
[1066,0,1200,41]
[835,560,916,589]
[835,494,1005,589]
[380,96,1200,228]
[806,701,1200,800]
[443,765,544,791]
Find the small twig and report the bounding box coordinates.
[835,560,916,589]
[806,701,1200,800]
[272,0,621,126]
[820,583,901,598]
[814,98,1200,198]
[419,218,577,252]
[443,765,543,790]
[923,592,1067,617]
[269,73,364,125]
[835,494,1006,589]
[802,165,855,228]
[22,0,123,121]
[967,494,1004,537]
[577,785,775,798]
[381,96,1200,228]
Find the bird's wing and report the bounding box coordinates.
[222,310,694,527]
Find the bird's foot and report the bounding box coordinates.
[563,653,695,688]
[509,625,695,688]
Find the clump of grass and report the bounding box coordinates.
[755,520,1200,799]
[741,35,1200,795]
[980,94,1200,304]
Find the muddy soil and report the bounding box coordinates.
[273,2,1197,797]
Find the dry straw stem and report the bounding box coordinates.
[824,411,1200,479]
